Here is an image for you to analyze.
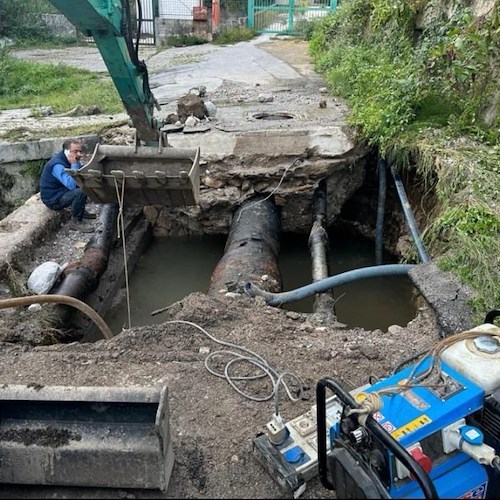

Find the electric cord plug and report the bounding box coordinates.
[266,413,289,446]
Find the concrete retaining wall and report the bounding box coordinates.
[155,18,211,41]
[41,14,77,39]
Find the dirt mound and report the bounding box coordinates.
[0,290,440,498]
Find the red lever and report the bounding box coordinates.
[409,446,433,479]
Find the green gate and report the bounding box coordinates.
[248,0,337,35]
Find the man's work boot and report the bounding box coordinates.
[82,210,97,219]
[68,219,94,233]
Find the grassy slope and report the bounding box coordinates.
[0,50,121,113]
[308,0,500,317]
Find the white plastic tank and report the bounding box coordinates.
[441,323,500,395]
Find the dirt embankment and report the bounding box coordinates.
[0,289,442,499]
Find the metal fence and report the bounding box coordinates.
[249,0,337,34]
[80,0,157,46]
[159,0,201,20]
[135,0,157,44]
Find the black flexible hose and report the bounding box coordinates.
[485,309,500,325]
[375,157,387,265]
[391,349,429,375]
[316,378,438,499]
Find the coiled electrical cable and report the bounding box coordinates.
[165,319,305,411]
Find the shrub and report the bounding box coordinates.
[213,27,256,45]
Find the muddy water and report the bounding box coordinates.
[105,232,416,335]
[280,231,417,330]
[105,235,226,334]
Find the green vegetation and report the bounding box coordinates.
[0,50,122,114]
[0,0,80,47]
[309,0,500,317]
[213,27,256,45]
[22,159,46,180]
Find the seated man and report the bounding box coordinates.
[40,139,96,233]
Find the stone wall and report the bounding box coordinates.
[155,18,212,42]
[416,0,496,28]
[40,14,77,39]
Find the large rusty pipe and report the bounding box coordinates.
[51,203,118,325]
[309,182,336,316]
[208,195,282,295]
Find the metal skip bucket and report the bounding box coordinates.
[0,384,174,490]
[67,143,201,207]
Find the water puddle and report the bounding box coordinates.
[105,231,416,335]
[280,230,417,330]
[105,235,226,334]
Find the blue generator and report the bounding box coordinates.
[253,312,500,499]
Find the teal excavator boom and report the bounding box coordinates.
[46,0,200,207]
[50,0,159,144]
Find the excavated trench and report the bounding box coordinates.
[62,148,422,343]
[0,108,430,345]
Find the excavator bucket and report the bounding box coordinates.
[68,143,200,207]
[0,384,174,491]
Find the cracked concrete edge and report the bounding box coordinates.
[0,134,99,163]
[408,262,476,336]
[0,135,100,281]
[0,194,62,279]
[166,126,357,161]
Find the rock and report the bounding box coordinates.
[319,87,328,94]
[189,85,207,97]
[84,105,101,115]
[388,325,405,335]
[258,93,274,103]
[31,106,53,117]
[203,176,224,188]
[28,303,42,312]
[177,93,207,122]
[360,345,379,360]
[165,113,180,124]
[27,261,63,295]
[185,115,200,127]
[204,100,217,117]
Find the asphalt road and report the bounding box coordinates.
[11,35,311,105]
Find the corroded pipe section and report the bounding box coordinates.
[309,182,336,317]
[52,203,119,326]
[208,195,282,295]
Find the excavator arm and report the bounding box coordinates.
[49,0,159,144]
[46,0,200,207]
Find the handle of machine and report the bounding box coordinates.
[485,309,500,325]
[316,378,439,500]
